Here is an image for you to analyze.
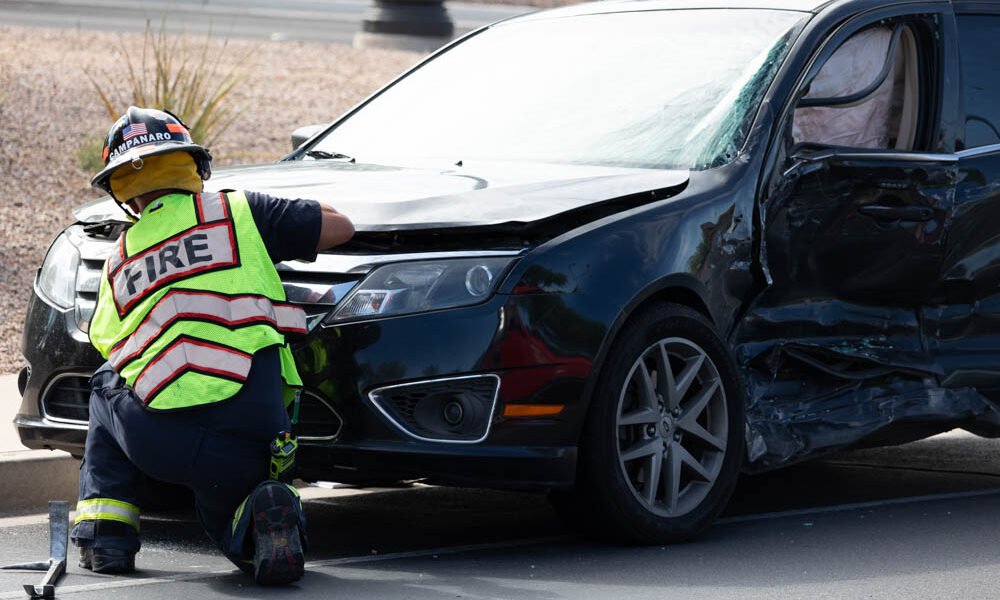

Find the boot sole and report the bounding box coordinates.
[252,486,304,585]
[92,556,136,574]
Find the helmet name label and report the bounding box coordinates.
[109,132,176,159]
[110,221,239,316]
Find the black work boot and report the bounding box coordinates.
[251,483,305,585]
[79,546,136,574]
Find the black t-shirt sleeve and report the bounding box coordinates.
[245,190,322,263]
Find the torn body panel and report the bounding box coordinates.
[736,300,1000,470]
[743,364,996,470]
[737,151,1000,470]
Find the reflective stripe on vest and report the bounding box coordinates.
[107,290,307,371]
[107,236,125,275]
[133,337,253,404]
[195,191,229,222]
[75,498,141,531]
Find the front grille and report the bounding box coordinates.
[368,375,500,443]
[41,374,92,423]
[75,257,105,332]
[297,391,344,441]
[72,225,117,332]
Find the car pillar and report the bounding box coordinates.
[353,0,455,52]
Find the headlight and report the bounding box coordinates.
[328,257,515,322]
[37,233,81,309]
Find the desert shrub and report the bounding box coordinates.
[85,20,251,148]
[75,134,106,173]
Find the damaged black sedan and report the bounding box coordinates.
[17,0,1000,543]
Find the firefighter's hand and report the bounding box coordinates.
[317,204,354,250]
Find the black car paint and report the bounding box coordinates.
[17,0,1000,488]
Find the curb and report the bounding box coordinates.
[0,450,79,514]
[2,374,80,515]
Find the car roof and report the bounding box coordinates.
[514,0,832,21]
[507,0,979,28]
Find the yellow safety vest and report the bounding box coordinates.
[89,191,305,411]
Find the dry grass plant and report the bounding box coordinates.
[85,19,251,148]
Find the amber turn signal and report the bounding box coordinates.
[503,404,565,418]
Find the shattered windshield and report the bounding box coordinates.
[311,9,806,170]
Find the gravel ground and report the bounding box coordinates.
[0,25,422,374]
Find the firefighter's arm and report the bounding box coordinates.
[316,204,354,250]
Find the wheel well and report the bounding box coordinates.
[574,285,715,445]
[640,286,714,325]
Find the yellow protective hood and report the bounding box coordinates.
[109,151,203,202]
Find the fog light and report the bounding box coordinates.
[443,400,464,426]
[368,374,500,443]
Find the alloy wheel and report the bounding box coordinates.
[615,336,728,517]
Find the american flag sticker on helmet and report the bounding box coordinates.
[122,123,148,141]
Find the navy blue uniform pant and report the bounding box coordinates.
[71,348,291,566]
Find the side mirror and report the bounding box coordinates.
[290,124,327,150]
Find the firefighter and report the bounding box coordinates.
[71,106,354,585]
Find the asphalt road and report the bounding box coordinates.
[0,0,532,43]
[1,431,999,599]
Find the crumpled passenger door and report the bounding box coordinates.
[763,150,954,310]
[750,148,955,371]
[735,149,959,468]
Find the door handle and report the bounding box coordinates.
[858,204,934,221]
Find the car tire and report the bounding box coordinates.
[561,303,745,544]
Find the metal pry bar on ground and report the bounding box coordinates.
[0,501,69,599]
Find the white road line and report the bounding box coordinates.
[2,487,999,598]
[304,535,572,568]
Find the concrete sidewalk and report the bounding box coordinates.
[0,374,79,514]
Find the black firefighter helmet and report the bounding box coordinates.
[91,106,212,199]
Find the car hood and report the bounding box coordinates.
[74,159,689,232]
